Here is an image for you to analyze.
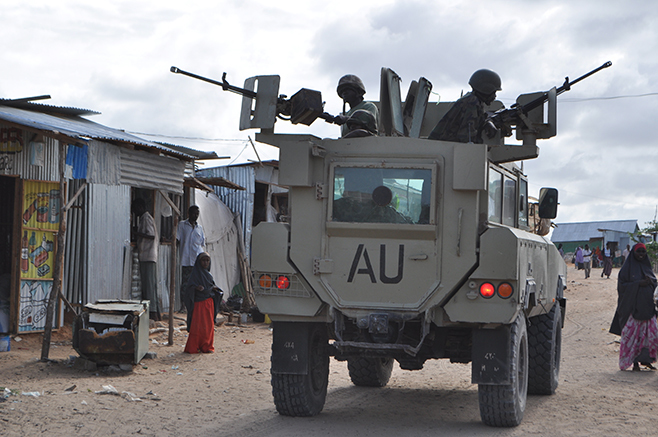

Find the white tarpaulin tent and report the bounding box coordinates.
[195,189,241,299]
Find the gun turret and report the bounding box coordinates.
[487,61,612,137]
[170,66,338,131]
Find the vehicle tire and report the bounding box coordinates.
[478,313,528,427]
[347,357,394,387]
[527,302,562,395]
[271,324,329,416]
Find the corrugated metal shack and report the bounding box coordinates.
[0,97,214,334]
[196,160,288,257]
[551,219,639,257]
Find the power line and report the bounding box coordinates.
[126,130,247,142]
[529,181,657,208]
[500,92,658,105]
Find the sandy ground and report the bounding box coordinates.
[2,265,658,436]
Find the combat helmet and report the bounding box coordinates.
[468,69,502,95]
[337,74,366,97]
[346,109,378,134]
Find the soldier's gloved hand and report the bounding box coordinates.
[483,119,498,138]
[332,115,348,125]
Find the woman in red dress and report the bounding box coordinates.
[184,252,222,354]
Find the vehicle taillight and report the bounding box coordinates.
[498,283,513,299]
[259,274,272,288]
[276,275,290,290]
[480,282,495,298]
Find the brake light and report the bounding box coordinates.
[498,282,513,299]
[480,282,495,298]
[276,275,290,290]
[259,274,272,288]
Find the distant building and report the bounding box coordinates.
[550,219,639,256]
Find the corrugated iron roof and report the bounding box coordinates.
[0,98,100,116]
[0,105,197,160]
[551,219,639,242]
[187,176,245,191]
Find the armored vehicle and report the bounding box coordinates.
[172,63,609,427]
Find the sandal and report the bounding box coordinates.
[641,362,657,370]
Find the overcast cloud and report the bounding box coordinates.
[2,0,658,227]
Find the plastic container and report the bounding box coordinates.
[0,335,10,352]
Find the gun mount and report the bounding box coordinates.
[170,66,337,130]
[171,62,611,165]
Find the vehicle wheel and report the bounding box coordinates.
[271,324,329,416]
[347,357,394,387]
[527,302,562,395]
[478,313,528,427]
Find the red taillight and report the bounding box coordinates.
[498,283,513,299]
[276,275,290,290]
[480,282,495,298]
[259,274,272,288]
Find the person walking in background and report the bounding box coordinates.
[622,244,631,265]
[177,205,205,330]
[132,198,161,321]
[574,246,584,270]
[583,244,592,279]
[557,243,565,258]
[184,252,222,354]
[602,242,614,279]
[593,246,601,268]
[609,243,658,371]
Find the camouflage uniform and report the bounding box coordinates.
[428,92,486,143]
[341,101,380,137]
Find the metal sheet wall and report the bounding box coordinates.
[196,166,255,256]
[0,123,59,181]
[87,140,120,185]
[85,183,131,304]
[63,179,88,306]
[158,245,171,313]
[120,148,185,193]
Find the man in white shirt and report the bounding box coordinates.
[582,244,592,279]
[177,205,205,329]
[622,244,630,265]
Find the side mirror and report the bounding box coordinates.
[538,188,558,219]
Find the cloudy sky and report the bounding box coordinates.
[3,1,658,228]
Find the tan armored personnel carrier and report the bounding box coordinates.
[172,63,609,427]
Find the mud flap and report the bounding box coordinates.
[472,326,511,384]
[271,322,310,375]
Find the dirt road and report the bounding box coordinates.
[2,266,658,436]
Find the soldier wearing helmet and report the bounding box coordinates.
[429,69,502,143]
[334,74,380,137]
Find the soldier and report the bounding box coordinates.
[333,74,380,137]
[343,109,378,138]
[429,69,502,143]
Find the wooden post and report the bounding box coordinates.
[41,142,67,361]
[169,211,178,345]
[158,190,181,346]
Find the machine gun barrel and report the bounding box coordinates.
[512,61,612,114]
[170,66,257,99]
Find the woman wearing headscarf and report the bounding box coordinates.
[184,252,222,354]
[609,243,658,371]
[601,243,614,279]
